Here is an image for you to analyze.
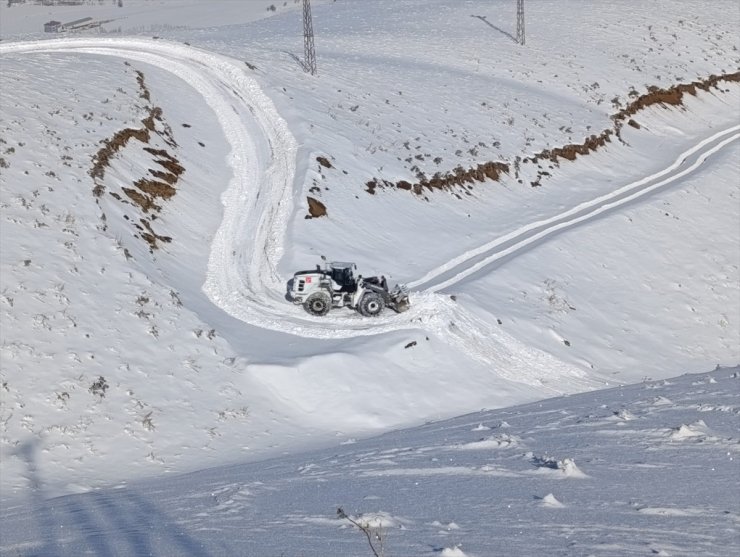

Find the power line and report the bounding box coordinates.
[516,0,525,45]
[303,0,317,75]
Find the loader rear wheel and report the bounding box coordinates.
[304,291,332,316]
[359,292,385,317]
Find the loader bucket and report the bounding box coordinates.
[389,285,410,313]
[392,296,411,313]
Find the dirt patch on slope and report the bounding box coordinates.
[306,196,327,218]
[366,161,509,199]
[90,66,184,251]
[362,70,739,196]
[525,70,740,168]
[524,130,615,166]
[614,72,740,120]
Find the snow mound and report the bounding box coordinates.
[609,409,638,421]
[669,420,708,440]
[440,546,470,557]
[431,520,461,531]
[344,510,404,529]
[651,396,674,407]
[530,455,589,478]
[540,493,566,508]
[559,458,588,478]
[549,458,588,479]
[457,434,520,450]
[637,507,704,517]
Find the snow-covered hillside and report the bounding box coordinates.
[0,0,739,554]
[2,367,738,556]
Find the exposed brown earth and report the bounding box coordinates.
[90,127,150,187]
[614,71,740,120]
[524,130,615,165]
[306,196,327,218]
[316,155,333,169]
[146,148,185,178]
[139,218,172,247]
[133,178,176,200]
[525,70,740,168]
[141,110,160,132]
[149,169,178,184]
[122,187,160,213]
[135,69,151,103]
[90,66,185,251]
[366,161,509,198]
[362,70,739,197]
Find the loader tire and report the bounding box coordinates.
[304,291,332,316]
[359,292,385,317]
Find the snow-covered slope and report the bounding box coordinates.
[2,367,738,556]
[0,2,738,548]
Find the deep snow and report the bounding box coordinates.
[2,367,738,556]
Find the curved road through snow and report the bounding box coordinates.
[1,39,737,379]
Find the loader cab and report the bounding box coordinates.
[329,262,357,292]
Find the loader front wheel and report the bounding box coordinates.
[304,291,332,316]
[359,292,385,317]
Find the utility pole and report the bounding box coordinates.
[303,0,317,75]
[516,0,525,45]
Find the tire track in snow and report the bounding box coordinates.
[409,125,740,292]
[2,39,735,392]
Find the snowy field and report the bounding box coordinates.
[2,367,738,556]
[0,0,739,555]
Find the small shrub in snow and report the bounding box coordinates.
[142,411,155,431]
[89,376,109,399]
[337,507,387,557]
[169,290,183,307]
[530,454,560,469]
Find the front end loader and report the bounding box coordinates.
[289,259,410,317]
